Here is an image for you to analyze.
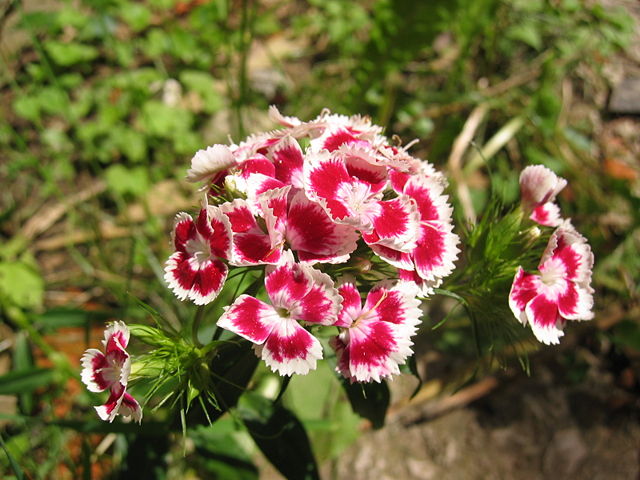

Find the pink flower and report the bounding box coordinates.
[519,165,567,227]
[303,149,420,251]
[370,174,460,294]
[331,281,422,382]
[259,186,360,264]
[80,321,142,423]
[219,199,282,266]
[509,222,594,344]
[164,206,233,305]
[217,251,342,375]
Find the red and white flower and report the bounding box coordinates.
[303,150,420,251]
[80,321,142,423]
[519,165,567,227]
[219,199,282,265]
[371,174,460,294]
[509,222,594,344]
[217,251,342,375]
[164,206,232,305]
[331,281,422,383]
[260,186,360,264]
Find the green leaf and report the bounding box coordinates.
[113,127,148,163]
[190,420,258,480]
[33,307,109,331]
[0,433,25,480]
[12,96,40,122]
[0,368,54,395]
[120,4,152,32]
[105,165,150,197]
[340,379,390,429]
[0,261,44,309]
[36,83,68,114]
[141,101,193,137]
[179,70,224,113]
[129,324,173,347]
[507,23,542,51]
[45,41,99,66]
[238,392,320,480]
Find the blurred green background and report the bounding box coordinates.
[1,0,639,478]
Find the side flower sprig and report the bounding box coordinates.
[81,321,142,423]
[509,165,594,344]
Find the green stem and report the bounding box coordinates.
[191,306,206,347]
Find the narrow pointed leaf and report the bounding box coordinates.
[340,379,390,429]
[238,392,319,480]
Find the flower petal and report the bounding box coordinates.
[164,251,228,305]
[80,349,110,392]
[95,383,125,423]
[268,136,304,188]
[403,175,453,223]
[336,282,362,328]
[293,266,342,326]
[186,144,236,183]
[369,243,414,270]
[220,199,258,234]
[547,224,594,285]
[265,251,314,309]
[205,206,233,260]
[412,222,460,285]
[364,283,422,332]
[172,212,196,252]
[218,295,281,344]
[104,320,130,351]
[557,282,594,321]
[530,202,562,227]
[256,318,323,376]
[525,294,564,345]
[520,165,567,208]
[335,320,414,383]
[303,151,353,222]
[268,105,302,127]
[237,154,275,178]
[284,190,359,262]
[118,392,143,424]
[508,267,542,325]
[364,197,420,252]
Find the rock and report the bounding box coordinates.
[608,78,640,114]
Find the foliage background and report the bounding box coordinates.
[1,0,639,478]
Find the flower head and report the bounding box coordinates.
[80,321,142,423]
[509,222,594,344]
[370,174,460,294]
[217,251,342,375]
[164,206,233,305]
[331,281,422,382]
[519,165,567,227]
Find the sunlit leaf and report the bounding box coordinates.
[45,41,99,66]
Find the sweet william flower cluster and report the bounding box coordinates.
[510,166,595,344]
[166,107,460,377]
[79,108,596,424]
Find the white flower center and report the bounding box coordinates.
[185,234,212,264]
[540,258,565,287]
